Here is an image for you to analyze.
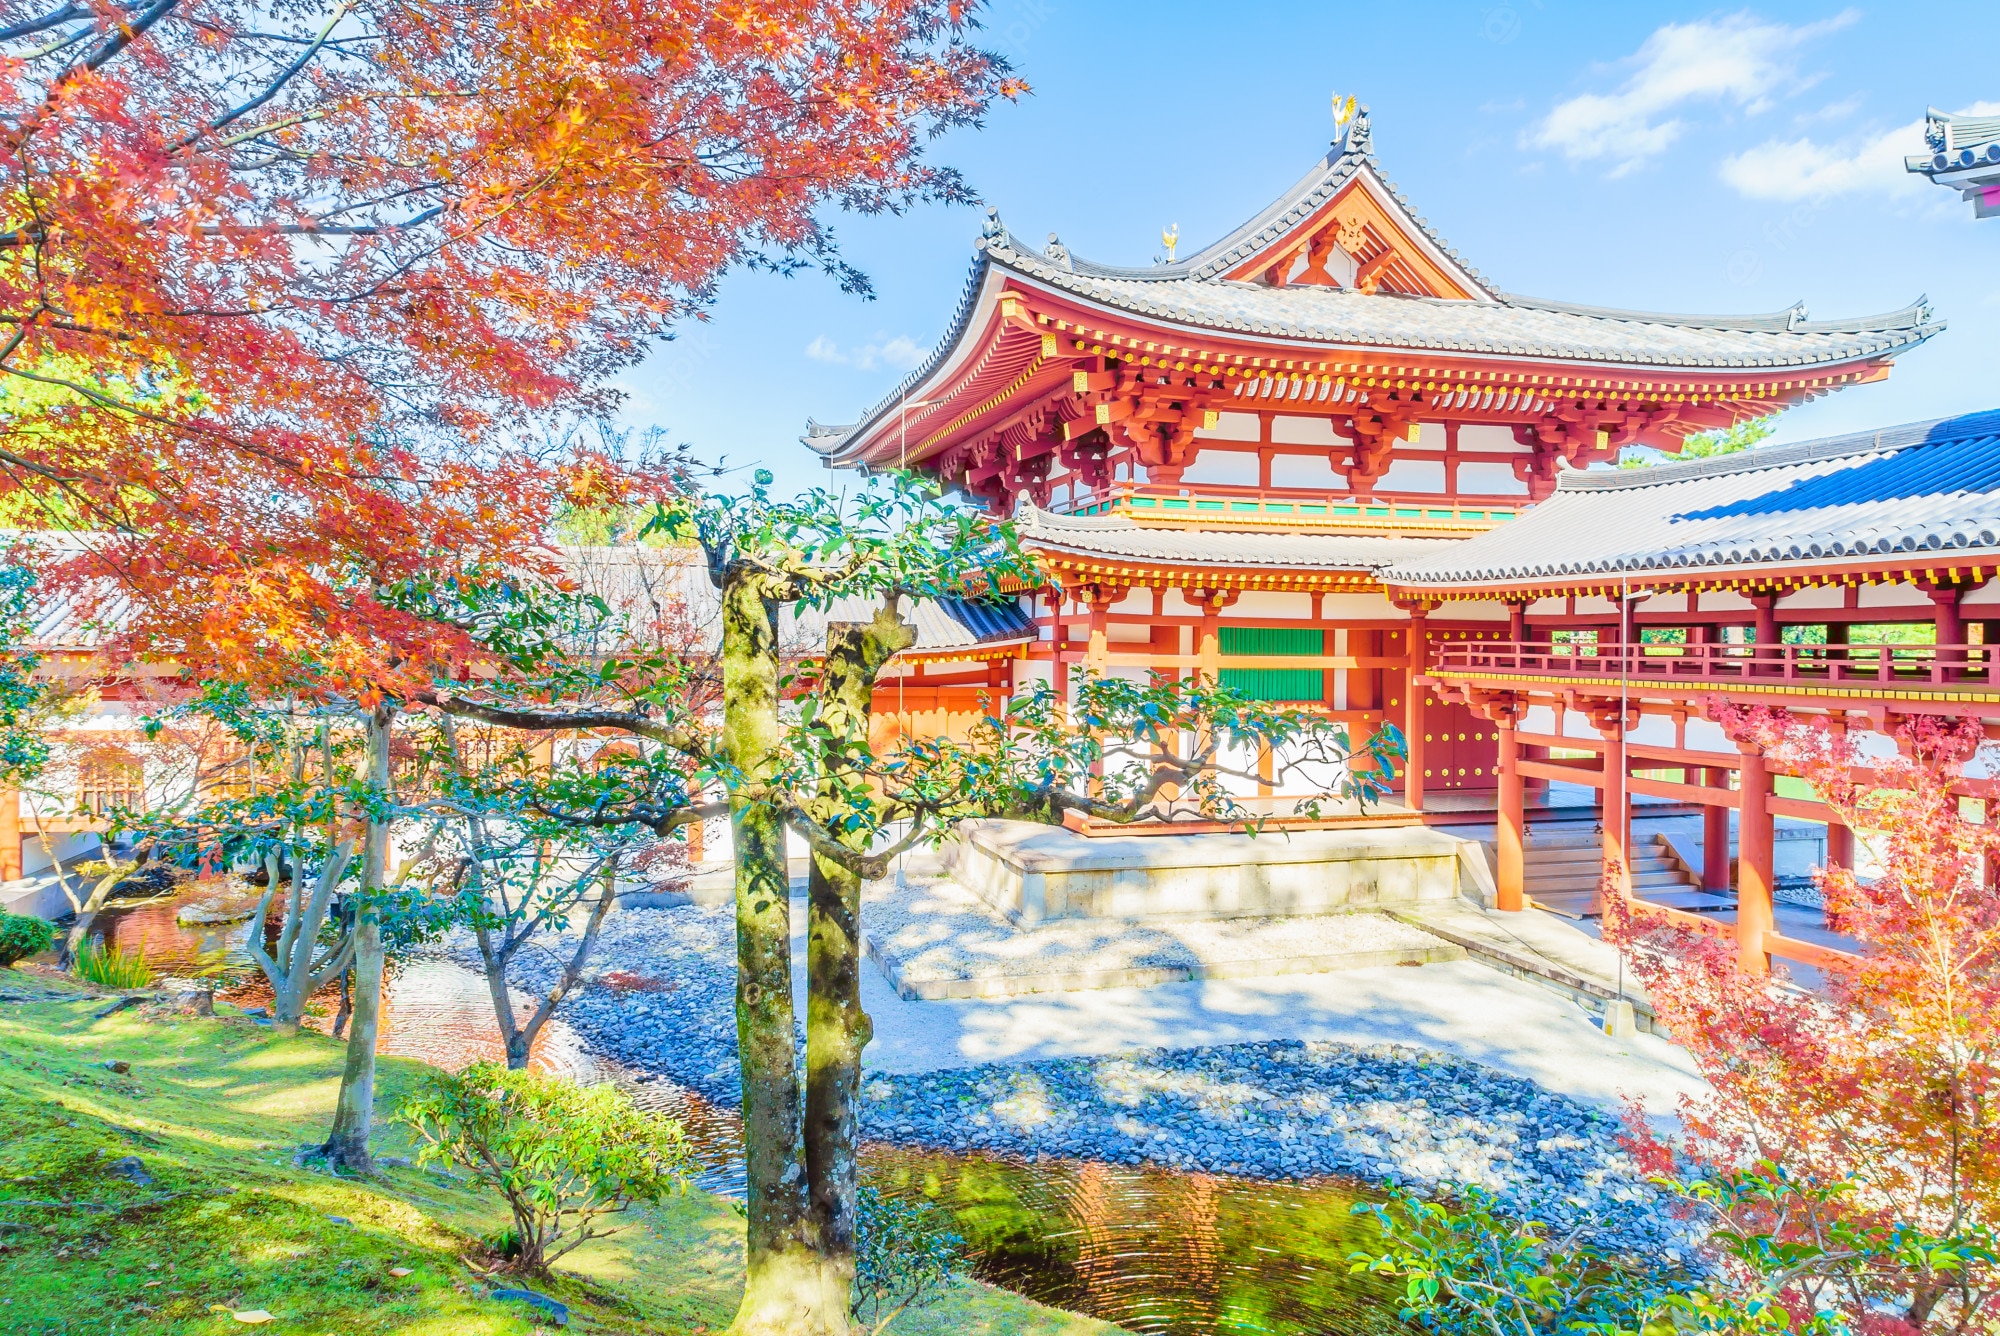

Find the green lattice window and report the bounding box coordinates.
[1219,626,1325,702]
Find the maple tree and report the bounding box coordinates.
[2,0,1022,1179]
[1606,707,2000,1332]
[2,0,1021,695]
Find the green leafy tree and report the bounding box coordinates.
[399,1062,694,1275]
[0,912,52,967]
[1619,414,1781,469]
[406,470,1401,1335]
[851,1185,965,1334]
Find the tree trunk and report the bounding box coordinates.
[723,568,832,1336]
[319,702,393,1173]
[476,921,530,1070]
[802,605,913,1325]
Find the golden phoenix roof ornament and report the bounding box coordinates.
[1161,223,1180,262]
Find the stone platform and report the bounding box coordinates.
[945,818,1471,926]
[863,869,1463,1001]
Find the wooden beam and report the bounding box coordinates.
[1519,758,1604,787]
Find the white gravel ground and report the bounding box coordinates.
[865,872,1451,991]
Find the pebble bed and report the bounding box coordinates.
[860,1039,1679,1253]
[440,900,1679,1251]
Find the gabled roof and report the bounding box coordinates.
[1031,112,1494,297]
[1017,504,1453,572]
[807,111,1940,468]
[1380,411,2000,590]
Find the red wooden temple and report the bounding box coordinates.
[807,108,1967,974]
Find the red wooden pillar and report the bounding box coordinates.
[1927,582,1964,681]
[1825,819,1854,874]
[1599,714,1630,910]
[0,786,18,882]
[1736,742,1775,974]
[1703,767,1732,892]
[1401,602,1432,813]
[1496,708,1524,911]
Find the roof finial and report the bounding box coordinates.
[978,205,1008,248]
[1160,223,1180,263]
[1333,95,1371,154]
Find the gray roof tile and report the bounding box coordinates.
[1381,411,2000,588]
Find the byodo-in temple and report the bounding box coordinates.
[806,109,1989,978]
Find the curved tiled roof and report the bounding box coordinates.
[1016,504,1453,571]
[807,112,1939,465]
[1381,411,2000,588]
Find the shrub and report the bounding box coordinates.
[852,1184,965,1334]
[0,912,52,967]
[398,1062,692,1274]
[71,938,154,988]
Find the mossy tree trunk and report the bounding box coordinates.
[320,701,393,1173]
[802,604,913,1322]
[723,565,834,1336]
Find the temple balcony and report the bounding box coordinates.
[1428,638,2000,701]
[1051,481,1522,534]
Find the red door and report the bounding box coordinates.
[1422,626,1501,794]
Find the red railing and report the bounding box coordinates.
[1429,639,1999,690]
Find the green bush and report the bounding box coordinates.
[0,912,52,967]
[398,1062,692,1275]
[853,1184,965,1334]
[71,938,154,988]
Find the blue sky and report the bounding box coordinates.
[616,2,1999,495]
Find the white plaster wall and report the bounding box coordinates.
[1225,591,1315,618]
[1697,590,1756,613]
[1857,582,1930,610]
[1375,459,1446,492]
[1194,411,1260,442]
[1110,588,1152,613]
[1431,600,1511,623]
[1684,717,1733,754]
[1180,448,1259,486]
[1457,424,1523,451]
[1964,583,2000,609]
[1317,592,1403,620]
[1574,595,1619,616]
[1777,585,1845,610]
[1271,416,1341,446]
[1270,454,1345,489]
[1455,462,1529,495]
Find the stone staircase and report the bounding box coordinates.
[1523,829,1733,918]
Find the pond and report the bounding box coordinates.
[89,887,1409,1336]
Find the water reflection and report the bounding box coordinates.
[94,887,1409,1335]
[866,1149,1404,1336]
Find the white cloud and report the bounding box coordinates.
[804,333,926,372]
[1528,10,1858,176]
[1720,101,2000,201]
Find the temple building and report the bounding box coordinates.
[807,109,1967,976]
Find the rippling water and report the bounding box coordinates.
[96,889,1409,1335]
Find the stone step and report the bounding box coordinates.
[1529,870,1694,894]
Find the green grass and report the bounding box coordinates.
[0,970,1128,1335]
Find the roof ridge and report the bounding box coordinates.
[1497,292,1806,331]
[1014,109,1494,296]
[1557,410,2000,493]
